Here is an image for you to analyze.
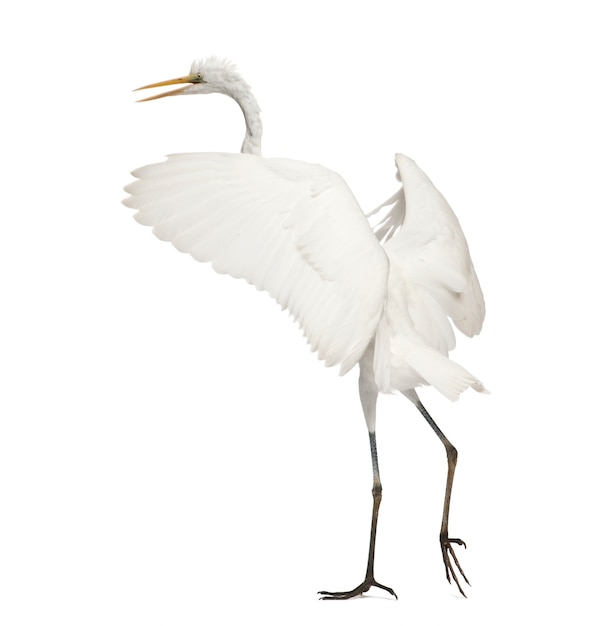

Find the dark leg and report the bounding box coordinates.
[319,430,397,600]
[403,389,470,597]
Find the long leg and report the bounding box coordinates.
[403,389,470,596]
[319,379,396,600]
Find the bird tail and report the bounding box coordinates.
[404,345,487,402]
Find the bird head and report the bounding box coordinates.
[134,57,247,102]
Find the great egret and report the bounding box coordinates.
[124,57,486,600]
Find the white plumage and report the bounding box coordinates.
[125,56,486,600]
[124,152,484,401]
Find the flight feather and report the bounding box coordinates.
[124,152,390,373]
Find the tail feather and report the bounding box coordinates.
[404,345,487,401]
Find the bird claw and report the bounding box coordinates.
[318,578,397,600]
[441,536,470,597]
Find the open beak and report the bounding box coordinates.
[134,74,204,102]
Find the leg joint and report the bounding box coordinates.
[447,444,458,463]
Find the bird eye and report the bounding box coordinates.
[195,72,203,81]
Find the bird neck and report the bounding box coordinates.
[229,87,262,156]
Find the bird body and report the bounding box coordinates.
[125,151,484,402]
[125,56,486,599]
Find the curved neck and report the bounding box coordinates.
[227,86,262,156]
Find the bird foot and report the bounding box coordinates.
[318,578,397,600]
[441,536,470,597]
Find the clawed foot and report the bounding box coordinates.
[318,578,397,600]
[441,536,470,597]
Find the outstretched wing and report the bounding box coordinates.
[124,153,389,373]
[384,153,485,352]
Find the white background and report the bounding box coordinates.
[2,1,592,624]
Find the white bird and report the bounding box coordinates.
[124,56,486,600]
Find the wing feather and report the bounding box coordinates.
[124,152,389,372]
[384,154,485,349]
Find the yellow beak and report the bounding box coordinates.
[134,74,203,102]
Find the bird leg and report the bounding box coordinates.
[318,431,397,600]
[403,389,470,597]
